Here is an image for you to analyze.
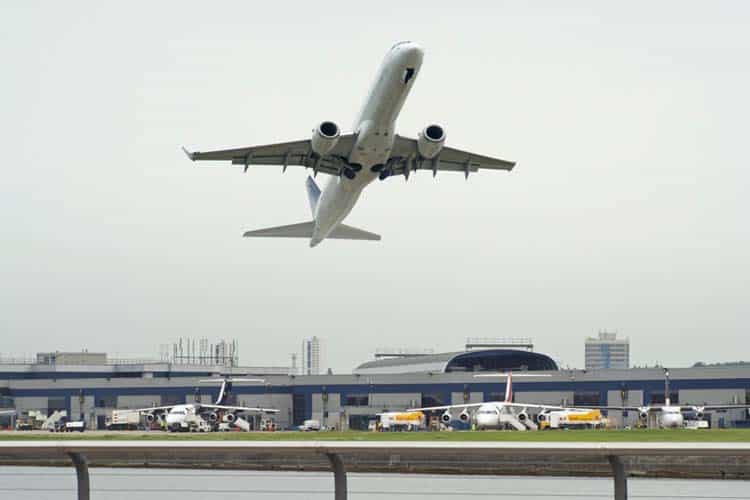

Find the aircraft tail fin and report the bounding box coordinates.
[305,176,321,215]
[215,380,232,405]
[504,372,513,403]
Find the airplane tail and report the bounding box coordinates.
[243,222,381,241]
[216,380,232,405]
[504,372,513,403]
[242,177,381,242]
[305,176,321,215]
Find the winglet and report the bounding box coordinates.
[181,146,196,161]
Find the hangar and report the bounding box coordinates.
[354,349,558,374]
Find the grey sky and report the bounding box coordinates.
[2,2,748,371]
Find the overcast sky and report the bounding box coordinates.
[2,2,748,372]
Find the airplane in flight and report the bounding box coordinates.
[407,372,569,430]
[127,377,278,432]
[184,41,516,247]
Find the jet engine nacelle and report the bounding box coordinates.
[440,411,452,424]
[145,413,155,424]
[693,407,705,419]
[207,412,219,423]
[311,121,340,156]
[638,407,650,420]
[224,412,237,423]
[517,411,528,422]
[417,124,446,159]
[536,413,548,423]
[458,410,471,423]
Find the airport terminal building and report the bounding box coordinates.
[1,349,749,430]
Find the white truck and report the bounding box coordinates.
[106,410,141,430]
[299,419,321,431]
[63,421,86,432]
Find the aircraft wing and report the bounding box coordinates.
[408,402,569,412]
[183,135,357,176]
[406,403,485,412]
[503,402,566,411]
[567,406,643,412]
[124,406,175,413]
[200,404,279,413]
[680,404,750,411]
[390,136,516,177]
[0,409,16,415]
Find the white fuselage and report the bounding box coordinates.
[310,42,424,246]
[163,404,196,427]
[659,406,685,428]
[475,403,505,429]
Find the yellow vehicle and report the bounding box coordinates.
[538,409,605,430]
[378,411,426,431]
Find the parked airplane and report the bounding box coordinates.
[407,372,565,430]
[184,41,516,247]
[127,377,278,431]
[577,369,750,428]
[581,399,750,429]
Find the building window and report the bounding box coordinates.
[95,395,116,408]
[162,394,186,406]
[573,392,600,406]
[421,393,445,407]
[342,394,369,407]
[49,396,67,413]
[348,414,376,431]
[650,392,679,405]
[293,394,308,426]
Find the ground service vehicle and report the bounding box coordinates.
[538,409,605,429]
[378,411,426,431]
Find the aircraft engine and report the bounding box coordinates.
[417,124,446,159]
[517,411,528,422]
[207,412,219,423]
[440,411,452,424]
[638,407,650,420]
[145,413,155,424]
[693,407,705,419]
[458,410,471,423]
[224,412,237,423]
[311,121,340,156]
[536,413,547,423]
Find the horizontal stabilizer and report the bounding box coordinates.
[328,224,381,241]
[243,221,381,242]
[243,221,315,238]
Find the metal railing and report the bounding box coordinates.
[2,441,749,500]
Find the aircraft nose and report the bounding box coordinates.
[402,43,424,63]
[392,41,424,64]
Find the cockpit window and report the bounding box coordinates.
[403,67,415,84]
